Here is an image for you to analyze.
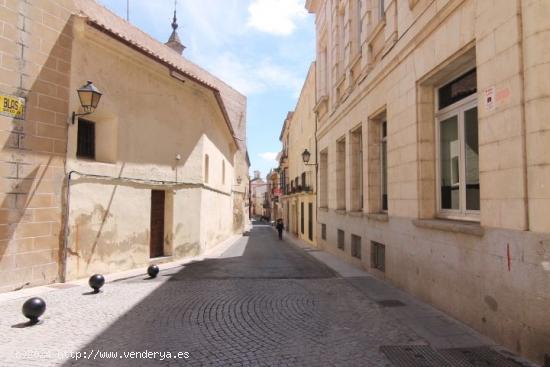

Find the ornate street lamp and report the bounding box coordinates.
[72,81,102,124]
[302,149,317,166]
[302,149,311,163]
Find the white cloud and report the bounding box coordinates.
[205,52,303,96]
[259,151,279,164]
[247,0,307,36]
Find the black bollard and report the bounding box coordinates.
[147,264,159,278]
[22,297,46,324]
[88,274,105,293]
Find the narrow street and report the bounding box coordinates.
[0,223,533,367]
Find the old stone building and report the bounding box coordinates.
[266,168,283,221]
[0,0,248,290]
[280,64,317,246]
[306,0,550,363]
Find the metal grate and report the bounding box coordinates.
[380,345,453,367]
[371,241,386,272]
[377,299,406,307]
[439,347,530,367]
[351,234,362,259]
[337,229,345,250]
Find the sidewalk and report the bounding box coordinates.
[0,233,243,303]
[279,229,538,366]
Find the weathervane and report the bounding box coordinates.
[165,0,185,54]
[172,0,178,31]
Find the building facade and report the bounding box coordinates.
[266,168,283,221]
[306,0,550,363]
[0,0,249,290]
[280,64,317,246]
[250,171,268,219]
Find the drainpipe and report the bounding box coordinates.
[61,170,76,283]
[517,0,530,230]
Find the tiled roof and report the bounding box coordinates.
[74,0,247,149]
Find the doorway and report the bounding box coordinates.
[150,190,165,258]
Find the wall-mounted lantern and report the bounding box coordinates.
[302,149,316,166]
[236,176,242,185]
[71,81,102,124]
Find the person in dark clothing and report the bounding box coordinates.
[276,219,284,240]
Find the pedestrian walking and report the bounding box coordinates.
[276,219,284,240]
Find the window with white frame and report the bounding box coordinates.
[436,69,479,219]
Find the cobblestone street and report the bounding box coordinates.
[0,224,535,367]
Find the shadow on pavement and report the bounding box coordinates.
[60,224,340,367]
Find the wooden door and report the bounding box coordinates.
[150,190,165,258]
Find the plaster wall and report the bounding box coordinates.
[66,180,150,279]
[64,18,241,280]
[281,64,318,245]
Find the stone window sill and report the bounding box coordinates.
[348,210,363,217]
[366,213,389,222]
[319,207,329,212]
[412,219,484,237]
[335,209,347,215]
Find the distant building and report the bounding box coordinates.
[305,0,550,363]
[250,174,267,219]
[279,64,317,246]
[266,169,283,221]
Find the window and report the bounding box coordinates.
[338,6,345,75]
[379,0,385,20]
[381,120,388,211]
[301,172,306,189]
[438,69,477,110]
[222,160,225,185]
[436,69,479,218]
[320,150,328,207]
[301,202,305,234]
[204,155,209,184]
[308,203,313,241]
[321,46,328,97]
[351,127,363,211]
[357,0,363,45]
[371,241,385,272]
[77,119,95,159]
[337,229,345,250]
[321,223,327,240]
[336,138,346,209]
[351,234,361,259]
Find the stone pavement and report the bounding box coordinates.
[0,223,538,366]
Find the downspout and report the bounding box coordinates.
[61,170,75,283]
[517,0,530,230]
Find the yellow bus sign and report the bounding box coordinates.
[0,94,25,119]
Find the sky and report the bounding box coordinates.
[97,0,315,179]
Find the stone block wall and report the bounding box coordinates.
[0,0,75,293]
